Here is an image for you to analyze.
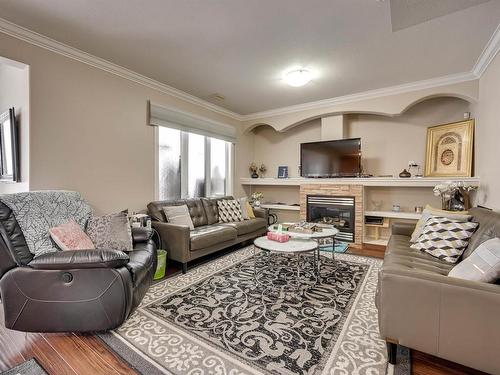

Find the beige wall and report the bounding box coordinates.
[248,97,470,180]
[0,60,29,193]
[0,32,239,214]
[476,52,500,210]
[347,97,470,177]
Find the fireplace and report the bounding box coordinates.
[306,195,355,243]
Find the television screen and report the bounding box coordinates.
[300,138,361,178]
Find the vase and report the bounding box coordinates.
[251,172,259,179]
[253,200,261,207]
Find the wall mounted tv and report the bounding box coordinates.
[300,138,361,178]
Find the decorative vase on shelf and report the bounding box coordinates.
[251,171,259,179]
[253,200,261,207]
[399,169,411,178]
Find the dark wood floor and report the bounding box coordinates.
[0,244,489,375]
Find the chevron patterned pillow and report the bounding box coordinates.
[217,199,244,223]
[411,216,478,263]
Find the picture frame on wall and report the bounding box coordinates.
[277,166,289,178]
[424,119,474,177]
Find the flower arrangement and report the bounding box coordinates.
[259,164,267,177]
[433,182,477,211]
[251,192,264,207]
[249,162,259,178]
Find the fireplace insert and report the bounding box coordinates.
[306,195,355,243]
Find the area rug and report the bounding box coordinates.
[100,246,391,375]
[0,359,48,375]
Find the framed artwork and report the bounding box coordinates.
[424,120,474,177]
[277,166,289,178]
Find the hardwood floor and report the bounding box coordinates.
[0,244,489,375]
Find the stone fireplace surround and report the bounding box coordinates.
[300,184,363,247]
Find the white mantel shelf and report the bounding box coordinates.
[240,177,480,187]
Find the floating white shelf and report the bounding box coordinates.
[260,204,300,211]
[364,210,422,220]
[241,177,480,187]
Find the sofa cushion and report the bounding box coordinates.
[449,238,500,282]
[87,211,133,252]
[217,199,244,223]
[384,235,455,276]
[190,225,237,251]
[163,205,194,230]
[410,216,478,263]
[147,199,186,222]
[221,218,267,236]
[410,205,471,242]
[185,199,208,227]
[49,220,95,250]
[464,207,500,259]
[201,198,219,225]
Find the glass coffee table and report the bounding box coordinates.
[268,224,339,277]
[253,236,319,289]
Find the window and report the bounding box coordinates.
[158,127,232,200]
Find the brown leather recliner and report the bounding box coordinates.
[0,201,157,333]
[148,196,268,273]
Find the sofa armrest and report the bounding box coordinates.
[28,249,129,270]
[151,221,190,263]
[131,227,153,244]
[391,222,415,237]
[253,207,268,222]
[378,267,500,374]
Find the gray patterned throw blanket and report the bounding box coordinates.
[0,191,92,258]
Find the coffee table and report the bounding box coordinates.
[253,236,319,289]
[268,224,339,277]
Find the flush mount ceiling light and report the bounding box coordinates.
[284,68,313,87]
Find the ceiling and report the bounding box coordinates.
[0,0,499,115]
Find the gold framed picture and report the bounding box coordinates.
[424,119,474,177]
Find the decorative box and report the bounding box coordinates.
[267,231,290,243]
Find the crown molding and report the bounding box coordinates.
[472,23,500,77]
[1,17,498,123]
[240,71,477,121]
[0,17,243,121]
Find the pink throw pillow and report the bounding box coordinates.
[49,220,95,250]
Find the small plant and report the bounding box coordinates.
[249,162,258,173]
[259,164,267,177]
[251,192,264,206]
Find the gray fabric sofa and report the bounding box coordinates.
[376,207,500,374]
[148,196,268,273]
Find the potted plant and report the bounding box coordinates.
[249,162,259,178]
[259,164,267,178]
[433,182,477,211]
[251,192,264,207]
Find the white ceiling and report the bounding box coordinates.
[0,0,499,115]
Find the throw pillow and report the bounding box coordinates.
[246,202,256,219]
[86,211,133,252]
[163,205,194,230]
[217,199,244,223]
[410,205,471,242]
[238,197,250,219]
[49,220,95,251]
[410,216,478,263]
[448,238,500,283]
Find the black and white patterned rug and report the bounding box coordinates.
[100,246,400,374]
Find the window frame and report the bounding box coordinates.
[155,126,233,200]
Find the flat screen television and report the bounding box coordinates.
[300,138,361,178]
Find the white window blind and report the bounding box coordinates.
[149,101,237,143]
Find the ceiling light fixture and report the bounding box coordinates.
[284,69,313,87]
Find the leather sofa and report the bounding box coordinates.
[376,207,500,374]
[148,196,268,273]
[0,201,157,333]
